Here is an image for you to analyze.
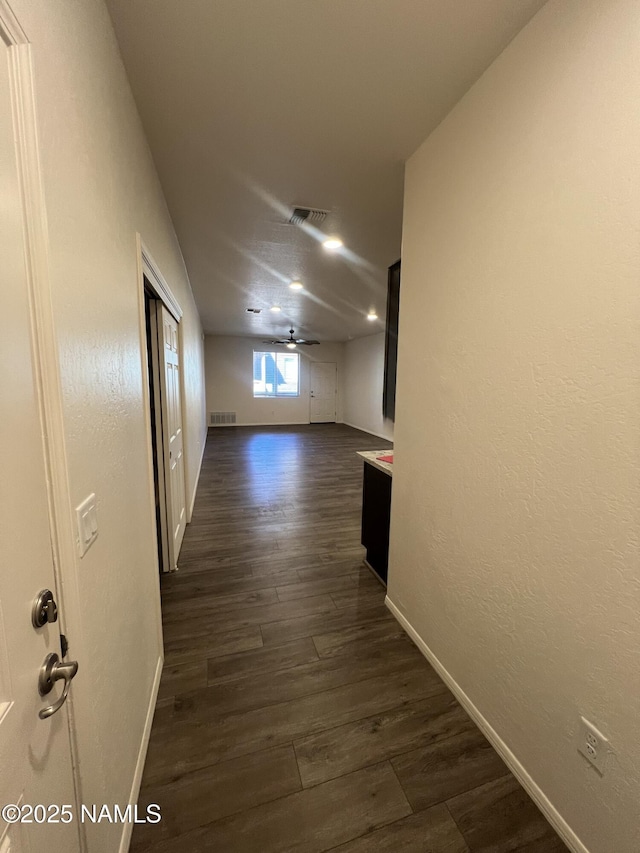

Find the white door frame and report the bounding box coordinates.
[0,2,86,848]
[136,235,189,573]
[309,361,337,423]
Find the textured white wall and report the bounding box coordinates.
[390,1,640,851]
[343,333,394,441]
[11,1,206,849]
[205,336,344,425]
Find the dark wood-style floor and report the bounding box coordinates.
[132,424,567,853]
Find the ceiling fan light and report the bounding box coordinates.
[286,342,297,349]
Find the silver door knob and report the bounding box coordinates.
[38,653,78,720]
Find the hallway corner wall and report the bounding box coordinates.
[343,332,394,442]
[389,1,640,851]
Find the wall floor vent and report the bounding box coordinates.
[210,412,237,426]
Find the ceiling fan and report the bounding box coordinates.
[262,328,319,348]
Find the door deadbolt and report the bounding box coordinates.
[32,589,58,628]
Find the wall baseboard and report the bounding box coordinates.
[118,654,163,853]
[188,430,207,521]
[208,421,310,428]
[343,420,393,442]
[385,597,589,853]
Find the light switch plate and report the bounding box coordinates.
[76,493,98,557]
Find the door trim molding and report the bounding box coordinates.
[0,0,26,45]
[309,361,337,423]
[136,236,189,575]
[1,6,87,850]
[138,234,183,321]
[136,239,174,585]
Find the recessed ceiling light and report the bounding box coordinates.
[289,281,303,290]
[270,305,281,312]
[322,238,343,251]
[367,312,378,321]
[286,342,297,349]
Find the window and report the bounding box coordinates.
[253,351,300,397]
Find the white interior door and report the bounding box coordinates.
[0,32,80,852]
[158,305,187,570]
[309,362,337,423]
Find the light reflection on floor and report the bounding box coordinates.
[245,431,304,504]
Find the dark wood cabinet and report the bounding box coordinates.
[361,462,392,585]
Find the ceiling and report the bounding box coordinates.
[106,0,547,342]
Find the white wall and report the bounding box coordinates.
[11,1,206,850]
[389,2,640,852]
[343,332,394,441]
[205,335,344,425]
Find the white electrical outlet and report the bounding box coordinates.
[578,716,608,774]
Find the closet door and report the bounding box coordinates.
[158,305,186,569]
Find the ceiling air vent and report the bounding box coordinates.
[289,206,328,226]
[246,307,261,314]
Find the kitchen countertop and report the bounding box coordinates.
[356,450,393,477]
